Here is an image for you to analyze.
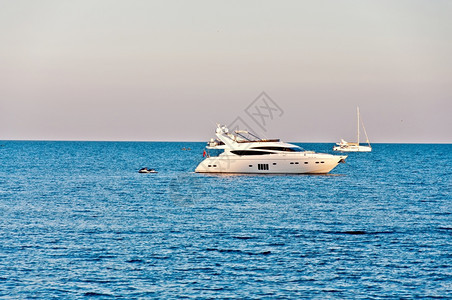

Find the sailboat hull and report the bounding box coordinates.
[333,145,372,152]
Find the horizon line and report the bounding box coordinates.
[0,139,450,145]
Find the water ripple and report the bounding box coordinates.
[1,142,451,299]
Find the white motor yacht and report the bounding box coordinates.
[195,124,347,174]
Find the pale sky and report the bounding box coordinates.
[1,0,451,143]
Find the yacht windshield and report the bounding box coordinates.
[251,146,303,152]
[234,130,262,142]
[231,150,274,156]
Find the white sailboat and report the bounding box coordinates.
[333,107,372,152]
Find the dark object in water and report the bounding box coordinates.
[343,230,367,235]
[139,168,157,174]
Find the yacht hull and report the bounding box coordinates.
[195,154,346,174]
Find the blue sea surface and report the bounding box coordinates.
[0,141,451,299]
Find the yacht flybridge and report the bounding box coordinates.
[195,124,347,174]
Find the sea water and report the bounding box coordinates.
[0,141,451,299]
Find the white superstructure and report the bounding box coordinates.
[195,124,347,174]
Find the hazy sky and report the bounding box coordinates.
[1,0,451,142]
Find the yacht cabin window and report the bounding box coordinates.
[230,150,273,156]
[251,146,303,152]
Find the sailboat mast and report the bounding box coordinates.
[357,106,360,145]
